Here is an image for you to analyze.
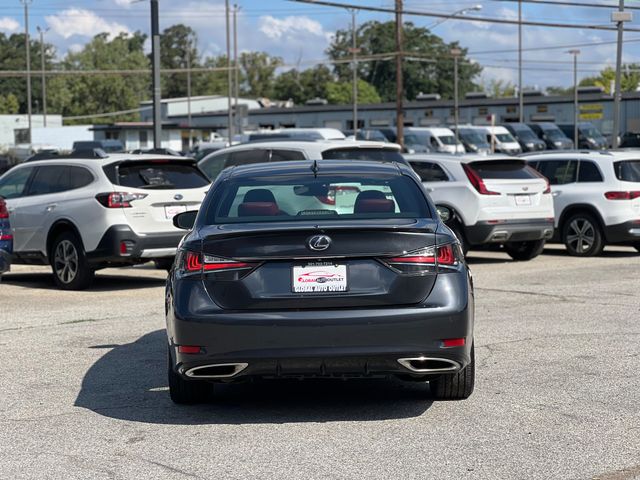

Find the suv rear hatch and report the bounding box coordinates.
[611,160,640,215]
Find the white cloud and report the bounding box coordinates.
[0,17,20,33]
[113,0,134,7]
[45,9,131,40]
[259,15,331,42]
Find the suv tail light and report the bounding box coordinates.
[462,164,499,195]
[604,191,640,200]
[183,251,257,273]
[0,198,8,219]
[95,192,148,208]
[384,243,461,274]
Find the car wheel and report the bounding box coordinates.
[429,344,475,400]
[167,346,211,404]
[448,222,469,256]
[562,213,604,257]
[154,258,174,272]
[504,239,546,261]
[51,232,94,290]
[634,243,640,253]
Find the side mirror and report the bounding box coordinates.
[173,210,198,230]
[436,206,451,223]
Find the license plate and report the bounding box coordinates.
[515,195,532,206]
[164,205,187,219]
[292,262,348,293]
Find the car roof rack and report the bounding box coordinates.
[25,148,109,162]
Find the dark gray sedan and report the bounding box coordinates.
[166,159,475,403]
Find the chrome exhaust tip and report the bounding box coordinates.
[185,363,248,379]
[397,357,460,373]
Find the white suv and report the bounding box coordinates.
[0,153,210,289]
[197,140,404,180]
[525,151,640,256]
[407,154,555,260]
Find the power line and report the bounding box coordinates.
[489,0,640,11]
[468,37,640,55]
[287,0,640,32]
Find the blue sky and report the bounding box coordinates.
[1,0,639,90]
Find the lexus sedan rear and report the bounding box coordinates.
[166,160,475,404]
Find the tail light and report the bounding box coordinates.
[95,192,148,208]
[0,198,8,219]
[183,251,257,274]
[384,243,461,274]
[462,164,499,195]
[604,191,640,200]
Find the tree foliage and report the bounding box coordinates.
[485,79,516,98]
[159,24,199,98]
[579,65,640,94]
[325,79,381,105]
[327,21,481,102]
[0,94,20,114]
[239,52,282,98]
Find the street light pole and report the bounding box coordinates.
[187,38,192,150]
[225,0,234,143]
[21,0,32,144]
[150,0,162,149]
[426,4,482,30]
[612,0,630,148]
[451,48,462,146]
[568,49,580,148]
[350,9,359,136]
[395,0,404,149]
[37,26,49,128]
[233,4,241,135]
[518,0,524,123]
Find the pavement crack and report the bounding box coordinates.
[141,458,201,478]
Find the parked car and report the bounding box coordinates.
[619,132,640,148]
[240,128,346,143]
[405,127,466,154]
[477,126,522,155]
[502,123,546,152]
[72,139,125,153]
[130,148,184,156]
[0,196,12,275]
[0,155,13,175]
[342,128,389,143]
[451,127,491,155]
[527,123,573,150]
[525,151,640,256]
[557,123,608,150]
[197,140,406,180]
[166,159,475,404]
[0,154,210,289]
[407,153,555,260]
[191,141,228,161]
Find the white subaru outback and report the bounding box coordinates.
[0,153,209,289]
[407,154,555,260]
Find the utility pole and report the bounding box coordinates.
[349,9,359,136]
[233,4,241,135]
[225,0,234,143]
[151,0,162,149]
[21,0,32,144]
[395,0,404,148]
[518,0,524,123]
[37,26,49,127]
[568,49,580,148]
[186,38,192,150]
[612,0,630,148]
[451,48,462,146]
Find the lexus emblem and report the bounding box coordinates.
[174,194,184,200]
[307,235,331,251]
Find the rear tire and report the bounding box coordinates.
[154,257,174,272]
[634,243,640,253]
[504,239,546,261]
[168,346,211,404]
[448,222,469,256]
[50,232,94,290]
[562,213,604,257]
[429,344,475,400]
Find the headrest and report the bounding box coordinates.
[238,202,280,217]
[354,190,395,214]
[243,188,276,203]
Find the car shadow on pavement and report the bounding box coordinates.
[541,247,639,258]
[1,272,166,291]
[75,330,434,425]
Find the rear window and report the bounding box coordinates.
[469,160,538,180]
[206,174,430,224]
[614,160,640,182]
[117,161,209,189]
[321,148,406,164]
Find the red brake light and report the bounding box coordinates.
[183,251,256,273]
[462,164,499,195]
[178,345,202,354]
[386,244,459,272]
[442,338,466,348]
[604,191,640,200]
[0,198,8,219]
[437,244,456,265]
[95,192,148,208]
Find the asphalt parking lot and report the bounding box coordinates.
[1,245,639,480]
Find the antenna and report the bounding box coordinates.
[310,159,319,178]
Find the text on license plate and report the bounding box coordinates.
[514,195,532,206]
[164,205,187,219]
[292,263,348,293]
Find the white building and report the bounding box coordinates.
[0,115,63,149]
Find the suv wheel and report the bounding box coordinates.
[562,213,604,257]
[168,346,212,404]
[154,258,174,272]
[51,232,94,290]
[448,222,469,256]
[504,239,545,261]
[429,344,475,400]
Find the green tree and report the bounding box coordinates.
[325,79,381,104]
[0,93,20,114]
[273,65,335,104]
[485,79,516,98]
[580,65,640,93]
[327,21,481,102]
[50,32,150,124]
[546,86,572,96]
[240,52,282,98]
[159,24,199,98]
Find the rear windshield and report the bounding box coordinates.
[117,161,209,189]
[614,160,640,182]
[206,174,430,224]
[469,160,539,180]
[321,148,406,164]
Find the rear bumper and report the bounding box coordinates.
[87,225,185,265]
[465,218,555,245]
[166,271,474,380]
[604,220,640,244]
